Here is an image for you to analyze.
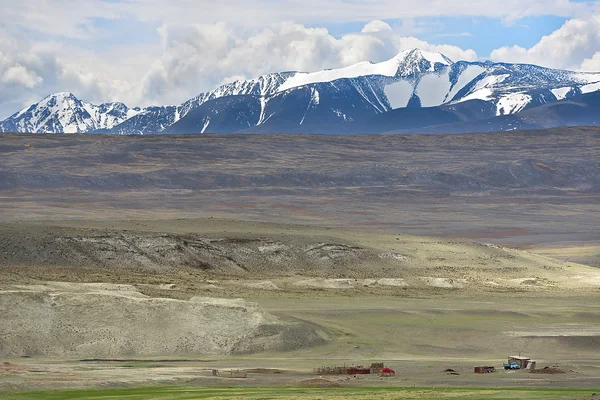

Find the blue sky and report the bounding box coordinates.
[319,15,571,58]
[0,0,599,118]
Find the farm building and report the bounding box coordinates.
[380,367,396,377]
[508,356,531,369]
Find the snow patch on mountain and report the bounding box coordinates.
[416,70,452,107]
[384,80,414,109]
[311,87,320,105]
[551,87,572,100]
[279,61,398,93]
[201,117,211,133]
[581,82,600,94]
[496,93,532,115]
[573,73,600,84]
[446,65,486,102]
[300,88,321,125]
[459,88,495,102]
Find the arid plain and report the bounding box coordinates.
[0,128,599,398]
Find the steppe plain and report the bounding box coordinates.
[0,128,599,399]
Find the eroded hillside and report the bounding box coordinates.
[1,219,598,294]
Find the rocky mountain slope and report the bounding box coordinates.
[2,49,600,134]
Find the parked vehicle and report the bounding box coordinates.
[503,362,521,370]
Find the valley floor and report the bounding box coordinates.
[1,292,600,393]
[1,130,599,396]
[1,218,600,394]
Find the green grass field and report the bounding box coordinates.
[3,386,599,400]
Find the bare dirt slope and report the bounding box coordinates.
[0,282,328,358]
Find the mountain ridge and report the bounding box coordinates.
[2,49,600,135]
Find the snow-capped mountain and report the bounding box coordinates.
[97,72,296,134]
[2,49,600,135]
[164,78,393,134]
[0,92,141,134]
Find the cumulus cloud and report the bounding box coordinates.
[361,20,394,33]
[1,65,43,88]
[490,16,600,71]
[139,21,478,104]
[0,32,145,118]
[581,53,600,72]
[1,0,596,39]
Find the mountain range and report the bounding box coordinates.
[2,49,600,135]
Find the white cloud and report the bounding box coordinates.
[1,0,596,39]
[581,53,600,72]
[1,65,43,88]
[0,31,147,118]
[0,0,125,39]
[139,21,478,105]
[490,16,600,71]
[361,20,393,33]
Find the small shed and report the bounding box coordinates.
[474,366,496,374]
[380,367,396,377]
[508,356,531,369]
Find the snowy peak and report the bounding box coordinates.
[41,92,77,102]
[408,49,453,65]
[3,92,93,134]
[33,92,81,116]
[392,49,453,77]
[278,49,453,92]
[0,92,140,134]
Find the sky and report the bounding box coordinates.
[1,0,600,119]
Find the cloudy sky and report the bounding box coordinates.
[1,0,600,118]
